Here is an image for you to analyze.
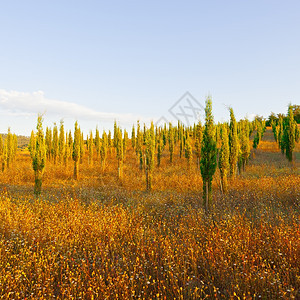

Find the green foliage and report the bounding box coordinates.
[116,127,124,179]
[72,121,81,179]
[200,97,217,212]
[52,123,59,164]
[219,124,229,194]
[29,130,36,160]
[157,134,163,167]
[168,123,174,163]
[229,108,239,178]
[282,105,298,162]
[58,120,65,163]
[131,125,136,150]
[145,122,155,190]
[45,127,52,160]
[194,122,202,168]
[88,131,93,166]
[184,134,192,168]
[100,131,108,170]
[123,129,128,157]
[95,127,100,158]
[238,120,250,172]
[32,115,46,197]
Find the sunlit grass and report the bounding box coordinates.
[0,128,299,299]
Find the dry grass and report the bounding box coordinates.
[0,128,299,299]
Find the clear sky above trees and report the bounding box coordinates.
[0,1,299,135]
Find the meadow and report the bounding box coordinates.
[0,128,299,299]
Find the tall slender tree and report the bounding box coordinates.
[168,123,174,163]
[200,97,217,212]
[185,133,192,168]
[116,127,123,179]
[282,104,300,162]
[100,131,108,171]
[219,124,229,194]
[95,127,100,159]
[32,115,46,197]
[88,131,93,166]
[72,121,81,180]
[194,122,202,169]
[229,108,238,178]
[145,122,155,190]
[45,127,52,161]
[52,123,59,164]
[58,120,65,163]
[131,125,136,150]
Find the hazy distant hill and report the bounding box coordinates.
[1,134,30,150]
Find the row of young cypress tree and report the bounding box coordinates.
[0,128,18,172]
[29,101,299,208]
[271,104,300,162]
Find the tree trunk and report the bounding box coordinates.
[34,170,43,197]
[73,160,78,180]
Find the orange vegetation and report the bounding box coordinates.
[0,128,299,299]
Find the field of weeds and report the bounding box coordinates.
[0,128,299,299]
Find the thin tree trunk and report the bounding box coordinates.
[206,181,209,213]
[74,161,78,180]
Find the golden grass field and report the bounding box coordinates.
[0,128,299,299]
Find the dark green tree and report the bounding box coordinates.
[72,121,81,180]
[32,115,46,197]
[219,124,229,194]
[229,108,238,178]
[200,97,217,212]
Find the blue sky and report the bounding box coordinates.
[0,1,299,135]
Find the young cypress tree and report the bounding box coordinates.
[157,133,163,167]
[107,130,112,154]
[64,132,69,166]
[143,123,147,145]
[283,104,299,162]
[136,121,142,156]
[116,127,123,179]
[6,128,13,169]
[229,108,238,178]
[88,131,93,166]
[136,121,144,169]
[100,131,108,171]
[219,124,229,194]
[58,120,65,163]
[239,121,250,171]
[32,115,46,197]
[200,97,217,212]
[194,122,203,169]
[277,116,284,153]
[95,126,100,159]
[123,129,128,157]
[45,127,52,161]
[113,120,118,149]
[178,124,184,158]
[145,122,155,190]
[2,141,7,172]
[29,130,36,160]
[72,121,81,180]
[184,133,193,168]
[52,123,59,164]
[131,125,136,150]
[162,124,167,147]
[68,130,73,161]
[79,132,84,164]
[168,123,174,163]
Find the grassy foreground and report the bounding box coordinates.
[0,128,299,299]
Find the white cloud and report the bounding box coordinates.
[0,89,147,124]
